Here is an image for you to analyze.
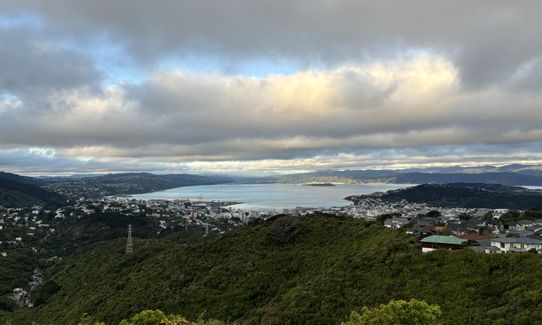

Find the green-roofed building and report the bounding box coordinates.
[421,235,467,252]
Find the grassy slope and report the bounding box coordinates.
[5,215,542,324]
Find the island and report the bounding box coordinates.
[302,183,336,187]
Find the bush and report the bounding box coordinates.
[120,310,225,325]
[31,280,60,306]
[342,299,441,325]
[119,310,167,325]
[267,216,300,243]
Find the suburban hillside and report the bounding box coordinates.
[4,215,542,324]
[347,183,542,209]
[42,173,239,199]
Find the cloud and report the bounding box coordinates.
[1,1,542,173]
[0,56,459,151]
[0,26,100,94]
[5,0,542,88]
[1,54,542,167]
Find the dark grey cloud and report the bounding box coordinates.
[4,0,542,88]
[0,27,100,95]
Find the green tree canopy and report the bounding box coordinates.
[118,310,225,325]
[342,299,441,325]
[119,310,167,325]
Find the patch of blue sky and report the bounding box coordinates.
[80,36,138,85]
[75,35,148,86]
[0,92,18,101]
[0,12,44,29]
[98,55,304,86]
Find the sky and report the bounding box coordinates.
[1,0,542,175]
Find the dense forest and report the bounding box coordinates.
[2,214,542,324]
[0,178,65,208]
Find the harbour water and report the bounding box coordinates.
[131,183,414,210]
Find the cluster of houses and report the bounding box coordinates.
[4,195,542,256]
[4,194,333,257]
[347,198,542,254]
[0,198,274,259]
[281,197,542,254]
[400,213,542,254]
[420,234,542,254]
[0,205,54,257]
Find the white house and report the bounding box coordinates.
[384,217,410,229]
[490,237,542,253]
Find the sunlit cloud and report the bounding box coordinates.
[0,1,542,174]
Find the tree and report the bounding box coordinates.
[267,215,300,243]
[119,310,225,325]
[31,280,60,306]
[119,310,167,325]
[78,313,106,325]
[342,299,442,325]
[426,211,441,218]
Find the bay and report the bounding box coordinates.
[130,183,414,210]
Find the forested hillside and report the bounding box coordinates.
[0,178,65,208]
[3,215,542,324]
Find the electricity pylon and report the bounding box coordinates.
[126,224,133,254]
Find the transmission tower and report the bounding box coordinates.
[126,224,133,254]
[204,222,209,237]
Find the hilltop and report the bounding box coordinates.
[4,214,542,324]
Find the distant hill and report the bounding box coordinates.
[270,169,400,184]
[90,172,236,189]
[0,172,41,185]
[42,173,240,199]
[347,183,542,209]
[0,178,65,208]
[271,166,542,186]
[8,163,542,200]
[5,215,542,324]
[392,172,542,186]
